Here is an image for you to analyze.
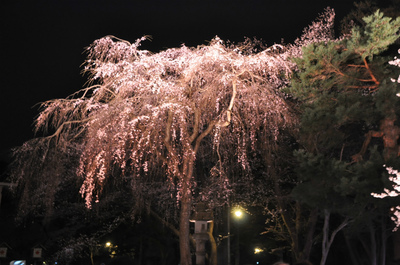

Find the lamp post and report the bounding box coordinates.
[234,209,243,265]
[227,206,243,265]
[227,205,231,265]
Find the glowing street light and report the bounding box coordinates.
[234,209,243,218]
[228,206,245,265]
[104,242,117,258]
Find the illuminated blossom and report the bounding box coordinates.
[388,49,400,96]
[371,166,400,230]
[35,35,302,208]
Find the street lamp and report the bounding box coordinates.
[227,206,244,265]
[234,210,243,218]
[234,208,243,265]
[104,242,117,258]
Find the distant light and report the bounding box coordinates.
[256,262,259,265]
[397,93,400,97]
[105,242,112,247]
[254,248,263,254]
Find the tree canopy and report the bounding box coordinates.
[285,10,400,265]
[11,32,304,264]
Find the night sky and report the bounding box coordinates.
[0,0,355,160]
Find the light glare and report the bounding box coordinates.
[234,210,243,218]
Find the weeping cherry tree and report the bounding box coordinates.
[11,35,300,265]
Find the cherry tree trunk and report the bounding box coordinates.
[179,192,192,265]
[179,156,194,265]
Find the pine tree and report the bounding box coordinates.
[286,10,400,265]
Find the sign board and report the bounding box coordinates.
[0,247,7,257]
[32,248,42,258]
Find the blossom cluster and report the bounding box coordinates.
[371,166,400,230]
[389,49,400,97]
[32,8,337,209]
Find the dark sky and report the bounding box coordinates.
[0,0,355,160]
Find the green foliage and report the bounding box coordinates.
[340,1,400,35]
[292,145,399,233]
[287,10,400,257]
[349,10,400,60]
[291,150,352,213]
[286,11,400,157]
[374,79,400,115]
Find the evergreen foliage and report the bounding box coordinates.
[286,10,400,265]
[287,10,400,157]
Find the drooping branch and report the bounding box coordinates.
[189,107,200,144]
[194,79,238,153]
[216,79,237,128]
[164,110,174,155]
[194,120,217,154]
